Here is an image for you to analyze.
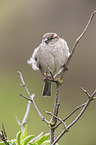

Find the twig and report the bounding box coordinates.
[45,111,67,129]
[16,116,22,126]
[30,132,44,142]
[81,87,90,98]
[52,89,96,145]
[51,83,61,123]
[51,11,96,144]
[68,11,96,62]
[18,71,49,125]
[19,93,49,124]
[18,71,31,98]
[91,90,96,98]
[0,132,9,145]
[60,10,96,80]
[54,103,85,129]
[2,124,7,139]
[67,89,94,130]
[22,100,31,126]
[17,10,96,145]
[16,99,31,133]
[50,83,61,144]
[19,94,32,102]
[0,125,9,145]
[51,11,96,142]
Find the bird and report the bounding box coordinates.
[27,32,70,97]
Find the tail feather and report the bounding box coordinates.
[42,80,52,96]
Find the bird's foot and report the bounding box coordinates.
[62,64,69,71]
[55,78,63,84]
[43,75,48,81]
[43,76,63,85]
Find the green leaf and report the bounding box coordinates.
[21,125,27,140]
[23,125,27,138]
[35,133,50,145]
[23,135,34,145]
[8,140,16,145]
[41,140,59,145]
[41,140,50,145]
[12,141,16,145]
[16,131,22,145]
[29,142,38,145]
[0,142,5,145]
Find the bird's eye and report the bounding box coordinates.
[50,37,54,40]
[35,57,37,61]
[44,36,55,44]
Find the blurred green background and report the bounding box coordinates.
[0,0,96,144]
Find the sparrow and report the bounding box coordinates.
[27,32,70,97]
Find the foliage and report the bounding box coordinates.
[0,126,53,145]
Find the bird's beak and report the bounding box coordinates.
[44,38,49,44]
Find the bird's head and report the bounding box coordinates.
[42,32,59,44]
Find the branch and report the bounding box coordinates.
[52,11,96,144]
[16,98,31,133]
[67,89,96,130]
[18,71,31,98]
[51,83,61,124]
[52,88,96,145]
[50,83,61,144]
[54,103,85,129]
[60,10,96,80]
[30,132,44,142]
[45,111,67,129]
[0,125,9,145]
[18,71,49,125]
[22,101,31,126]
[81,87,90,98]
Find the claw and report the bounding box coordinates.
[55,78,60,81]
[62,64,68,71]
[55,78,63,84]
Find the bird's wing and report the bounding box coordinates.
[27,47,39,71]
